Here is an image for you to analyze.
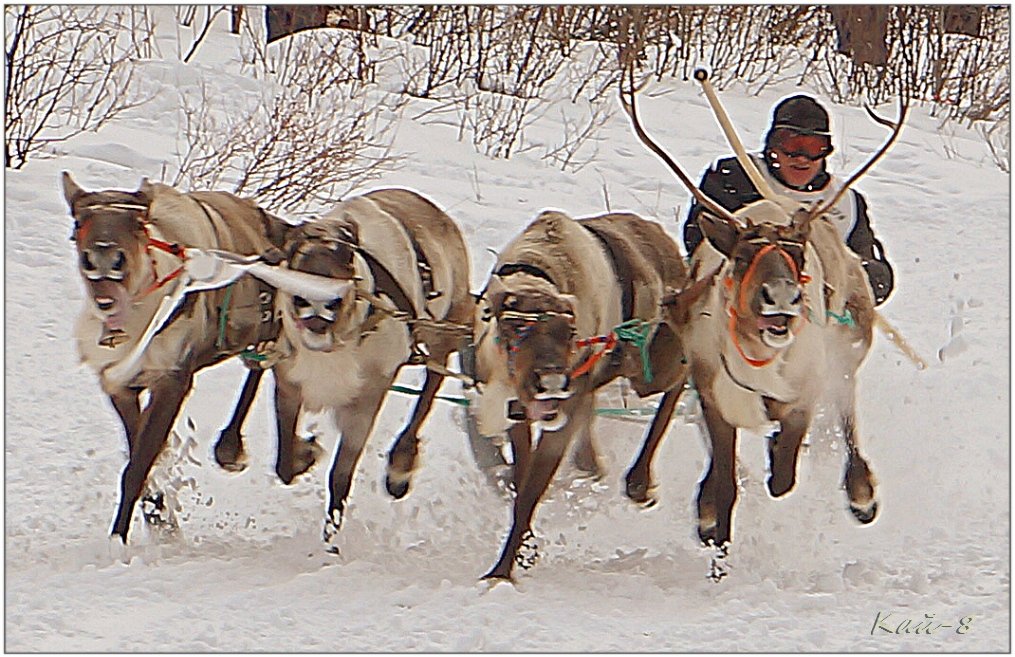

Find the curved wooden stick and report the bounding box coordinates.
[875,311,927,370]
[693,69,781,203]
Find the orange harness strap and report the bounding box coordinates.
[570,332,618,379]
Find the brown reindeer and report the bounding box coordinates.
[620,69,906,551]
[63,172,289,543]
[268,189,472,546]
[472,209,689,581]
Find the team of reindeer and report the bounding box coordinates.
[63,72,903,581]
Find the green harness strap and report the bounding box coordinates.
[217,283,268,362]
[612,318,654,383]
[826,308,855,326]
[388,384,656,418]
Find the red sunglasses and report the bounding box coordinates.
[771,128,833,161]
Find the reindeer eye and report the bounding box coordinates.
[324,298,341,311]
[293,296,310,309]
[112,251,126,271]
[791,289,802,304]
[80,251,95,271]
[761,287,774,305]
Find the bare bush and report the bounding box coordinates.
[4,6,153,169]
[173,31,405,217]
[175,5,230,63]
[392,6,474,99]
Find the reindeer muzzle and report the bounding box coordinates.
[301,315,332,335]
[89,279,131,331]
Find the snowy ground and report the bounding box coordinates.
[5,12,1010,652]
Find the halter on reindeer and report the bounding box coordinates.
[620,69,910,560]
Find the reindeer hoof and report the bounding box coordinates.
[766,473,795,498]
[850,499,879,524]
[624,473,657,506]
[481,572,513,585]
[385,473,411,500]
[697,523,729,549]
[214,442,247,472]
[322,508,344,553]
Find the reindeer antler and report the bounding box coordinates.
[618,64,739,226]
[804,98,909,226]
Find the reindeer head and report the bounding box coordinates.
[484,274,579,428]
[279,219,360,352]
[62,172,159,335]
[701,215,813,360]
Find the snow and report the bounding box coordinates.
[5,10,1010,652]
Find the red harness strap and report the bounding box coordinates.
[139,224,187,297]
[571,332,618,379]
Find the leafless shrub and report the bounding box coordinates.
[391,6,474,99]
[976,113,1010,174]
[454,7,574,159]
[4,6,153,169]
[178,6,230,63]
[173,32,405,217]
[536,43,619,172]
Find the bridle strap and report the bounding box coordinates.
[727,240,809,368]
[727,310,775,367]
[571,332,617,379]
[737,243,802,314]
[138,218,188,298]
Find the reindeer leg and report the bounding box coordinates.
[842,415,878,523]
[385,369,444,500]
[763,400,810,498]
[695,397,738,547]
[273,373,321,484]
[508,421,532,494]
[214,368,263,472]
[482,422,573,581]
[109,388,141,453]
[624,388,680,505]
[323,388,388,547]
[570,402,603,480]
[110,370,192,543]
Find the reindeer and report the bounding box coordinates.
[267,189,472,546]
[62,173,290,543]
[472,209,689,580]
[620,69,907,553]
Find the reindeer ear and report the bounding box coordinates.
[789,208,813,242]
[61,171,85,208]
[137,177,155,204]
[558,293,579,316]
[485,276,510,314]
[699,212,739,257]
[261,210,292,249]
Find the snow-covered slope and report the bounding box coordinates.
[5,11,1009,652]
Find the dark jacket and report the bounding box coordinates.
[683,156,895,306]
